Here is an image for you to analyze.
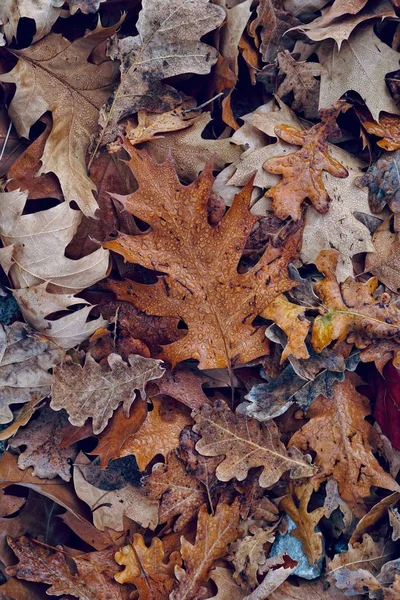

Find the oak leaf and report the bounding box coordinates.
[171,500,241,600]
[317,26,400,121]
[118,397,191,470]
[0,321,63,425]
[193,400,314,488]
[280,483,325,565]
[9,406,78,481]
[96,0,225,147]
[230,525,276,588]
[276,51,323,120]
[362,113,400,151]
[311,250,400,353]
[51,352,164,435]
[208,567,246,600]
[262,295,310,362]
[6,536,128,600]
[0,20,120,216]
[114,534,181,598]
[289,376,400,516]
[74,455,158,531]
[125,107,194,146]
[144,452,207,531]
[268,578,353,599]
[0,0,63,44]
[366,216,400,293]
[104,145,304,369]
[263,109,349,221]
[65,0,107,15]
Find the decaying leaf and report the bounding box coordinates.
[311,250,400,353]
[9,407,77,481]
[144,452,206,531]
[171,500,241,600]
[97,0,225,147]
[276,51,323,119]
[193,399,314,488]
[51,352,164,434]
[0,321,63,425]
[262,295,310,362]
[125,107,194,146]
[289,376,400,516]
[280,483,324,565]
[208,567,246,600]
[104,144,304,369]
[0,0,63,44]
[114,534,181,598]
[118,397,191,471]
[362,113,400,151]
[366,216,400,293]
[230,525,276,588]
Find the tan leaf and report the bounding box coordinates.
[171,500,241,600]
[268,578,356,599]
[230,525,276,588]
[193,399,315,488]
[349,492,400,544]
[51,352,164,435]
[317,26,400,121]
[74,456,158,531]
[104,145,304,369]
[262,295,310,362]
[280,483,325,565]
[208,567,246,599]
[0,0,63,43]
[0,321,63,425]
[242,556,298,600]
[114,534,181,598]
[144,452,207,531]
[366,216,400,293]
[9,406,77,482]
[145,112,241,181]
[0,20,121,216]
[119,397,191,470]
[289,376,400,516]
[276,50,323,119]
[65,0,107,16]
[96,0,225,147]
[389,506,400,541]
[125,108,194,146]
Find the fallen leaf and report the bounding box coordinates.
[280,483,324,565]
[268,578,355,599]
[193,399,314,488]
[0,20,121,216]
[0,0,63,44]
[150,367,211,411]
[276,51,323,119]
[125,107,194,145]
[97,0,225,147]
[9,406,77,481]
[114,534,181,598]
[311,250,400,353]
[171,500,241,600]
[317,25,400,120]
[262,295,310,362]
[230,525,276,588]
[144,452,207,531]
[242,555,298,600]
[145,112,241,181]
[66,0,107,16]
[119,397,191,470]
[366,216,400,292]
[349,492,400,544]
[389,507,400,541]
[104,144,304,369]
[74,455,158,531]
[208,567,246,600]
[248,0,300,64]
[374,362,400,451]
[51,352,164,434]
[362,113,400,151]
[0,321,63,425]
[289,376,400,516]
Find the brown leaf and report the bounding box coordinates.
[178,427,221,487]
[125,107,195,145]
[171,500,241,600]
[0,1,62,43]
[114,533,181,598]
[0,21,121,216]
[242,555,298,600]
[144,452,207,531]
[289,376,400,516]
[276,51,323,120]
[9,407,78,482]
[51,352,164,435]
[268,578,355,599]
[104,145,304,369]
[362,113,400,152]
[262,295,310,362]
[350,492,400,544]
[248,0,300,64]
[0,397,43,442]
[230,525,276,588]
[96,0,225,147]
[6,536,128,600]
[366,216,400,293]
[193,399,314,488]
[119,397,191,470]
[311,250,400,353]
[264,105,349,221]
[208,567,246,600]
[280,483,325,565]
[149,367,211,411]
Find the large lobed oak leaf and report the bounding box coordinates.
[97,0,225,147]
[193,399,314,488]
[0,20,120,216]
[104,144,304,369]
[51,352,165,434]
[171,500,241,600]
[289,376,400,516]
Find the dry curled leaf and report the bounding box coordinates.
[289,376,400,516]
[97,0,225,147]
[125,107,194,146]
[230,525,276,589]
[262,295,310,362]
[114,534,181,598]
[144,452,207,531]
[171,500,241,600]
[51,352,164,435]
[104,144,304,369]
[362,113,400,151]
[193,399,314,488]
